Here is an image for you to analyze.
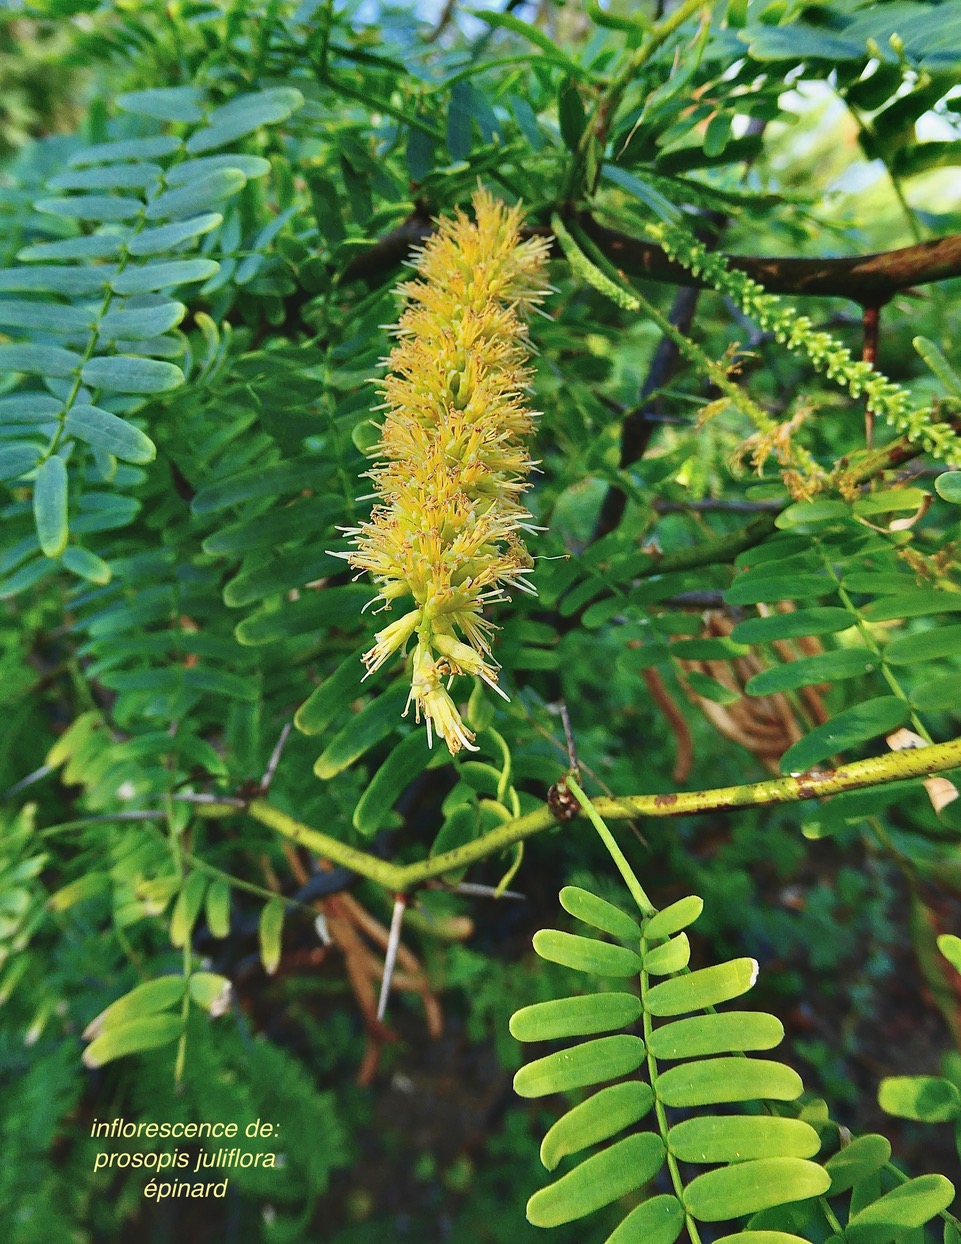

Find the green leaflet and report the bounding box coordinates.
[885,625,961,665]
[169,872,208,948]
[512,1034,646,1098]
[185,87,304,155]
[64,406,156,464]
[509,992,642,1042]
[683,1158,830,1222]
[33,456,69,558]
[313,687,408,779]
[862,590,961,621]
[259,898,285,976]
[645,958,758,1015]
[559,885,642,942]
[126,213,223,257]
[644,894,703,940]
[643,933,690,974]
[191,455,322,513]
[823,1133,891,1195]
[111,258,219,294]
[532,929,643,976]
[603,1195,685,1244]
[294,648,368,736]
[731,608,855,644]
[714,1235,811,1244]
[145,168,247,221]
[745,647,877,696]
[0,343,82,378]
[725,572,832,606]
[81,975,185,1041]
[779,696,910,774]
[655,1057,803,1107]
[352,729,436,836]
[877,1075,961,1122]
[99,302,186,339]
[667,1116,821,1163]
[205,880,231,939]
[526,1133,665,1228]
[116,86,204,122]
[647,1011,784,1059]
[82,1015,182,1068]
[80,356,183,395]
[845,1175,955,1244]
[539,1082,654,1170]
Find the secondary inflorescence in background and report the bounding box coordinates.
[340,188,551,755]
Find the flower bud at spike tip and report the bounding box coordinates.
[344,189,551,754]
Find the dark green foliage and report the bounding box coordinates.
[2,0,961,1240]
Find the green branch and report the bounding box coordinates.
[243,736,961,893]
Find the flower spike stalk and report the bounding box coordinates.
[341,189,551,754]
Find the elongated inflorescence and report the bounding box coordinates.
[341,189,551,755]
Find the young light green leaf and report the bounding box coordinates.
[82,1014,182,1068]
[532,929,642,976]
[938,933,961,974]
[259,898,285,975]
[683,1158,830,1222]
[205,880,231,939]
[559,885,642,942]
[188,972,232,1015]
[645,958,757,1015]
[510,992,642,1042]
[846,1175,955,1244]
[604,1195,685,1244]
[539,1082,653,1170]
[668,1116,820,1164]
[647,1012,784,1060]
[513,1034,646,1098]
[82,976,185,1041]
[169,872,208,948]
[935,472,961,504]
[915,336,961,394]
[823,1133,891,1195]
[644,933,691,974]
[878,1075,961,1122]
[33,455,69,558]
[644,895,703,941]
[656,1057,803,1107]
[526,1133,665,1228]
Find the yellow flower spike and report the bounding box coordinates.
[345,188,551,755]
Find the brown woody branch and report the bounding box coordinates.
[338,213,961,306]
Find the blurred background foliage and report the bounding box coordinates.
[1,0,961,1239]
